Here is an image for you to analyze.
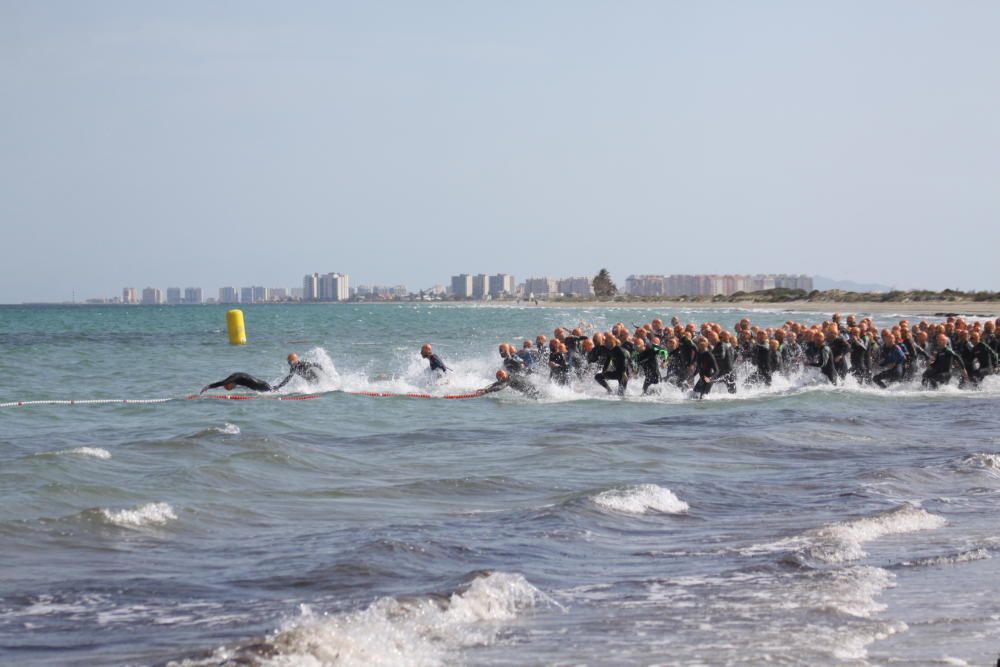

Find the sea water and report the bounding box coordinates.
[1,303,999,666]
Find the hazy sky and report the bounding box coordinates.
[2,1,999,302]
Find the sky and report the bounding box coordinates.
[2,1,999,303]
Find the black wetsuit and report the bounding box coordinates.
[677,337,698,380]
[502,354,527,376]
[273,360,322,390]
[479,376,539,398]
[635,346,662,393]
[964,342,997,385]
[873,344,905,389]
[922,346,964,388]
[427,354,448,373]
[829,337,850,382]
[692,350,719,398]
[849,338,870,383]
[595,346,629,395]
[548,351,570,385]
[751,343,777,386]
[810,343,837,385]
[781,341,804,375]
[712,341,737,394]
[203,372,272,393]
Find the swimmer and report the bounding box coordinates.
[420,343,449,374]
[273,353,322,390]
[201,372,273,394]
[478,369,540,398]
[595,335,629,395]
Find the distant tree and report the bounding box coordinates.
[592,268,617,299]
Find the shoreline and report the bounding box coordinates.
[5,299,999,317]
[522,300,1000,317]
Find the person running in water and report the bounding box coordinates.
[421,344,449,374]
[595,335,629,395]
[692,338,719,398]
[201,352,321,394]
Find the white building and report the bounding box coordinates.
[488,274,516,297]
[450,274,473,299]
[303,274,319,301]
[122,287,137,304]
[141,287,163,305]
[166,287,182,305]
[318,273,349,301]
[184,287,203,304]
[523,277,558,298]
[218,287,239,304]
[558,276,594,297]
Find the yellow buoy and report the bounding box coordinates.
[227,309,247,345]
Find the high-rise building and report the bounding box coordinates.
[253,286,269,302]
[290,287,304,300]
[450,274,473,299]
[318,273,349,301]
[488,274,516,297]
[523,277,558,298]
[218,287,239,304]
[166,287,182,305]
[303,273,319,301]
[472,274,489,299]
[184,287,203,304]
[141,287,163,305]
[626,275,667,296]
[558,276,594,297]
[270,287,288,301]
[122,287,137,304]
[240,287,255,304]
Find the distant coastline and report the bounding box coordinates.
[6,299,999,317]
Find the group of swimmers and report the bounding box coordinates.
[201,313,999,400]
[430,313,1000,399]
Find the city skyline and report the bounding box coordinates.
[58,272,844,305]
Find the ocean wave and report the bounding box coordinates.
[99,502,177,528]
[741,503,945,564]
[592,484,689,515]
[53,447,112,460]
[957,452,1000,476]
[169,571,550,667]
[215,423,240,435]
[898,548,991,568]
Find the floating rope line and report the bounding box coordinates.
[0,398,175,408]
[346,391,484,400]
[187,394,321,401]
[1,390,482,409]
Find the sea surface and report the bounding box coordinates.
[1,303,999,666]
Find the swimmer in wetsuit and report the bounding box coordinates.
[595,335,629,395]
[420,343,449,374]
[201,372,273,394]
[478,369,540,398]
[273,353,322,390]
[201,352,322,394]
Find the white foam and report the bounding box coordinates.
[592,484,689,515]
[900,548,990,568]
[55,447,111,460]
[173,572,547,667]
[214,423,240,435]
[100,502,177,528]
[742,504,945,564]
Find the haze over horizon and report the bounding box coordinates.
[2,2,999,303]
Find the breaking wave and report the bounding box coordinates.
[169,571,549,667]
[592,484,689,515]
[742,503,945,564]
[98,502,178,528]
